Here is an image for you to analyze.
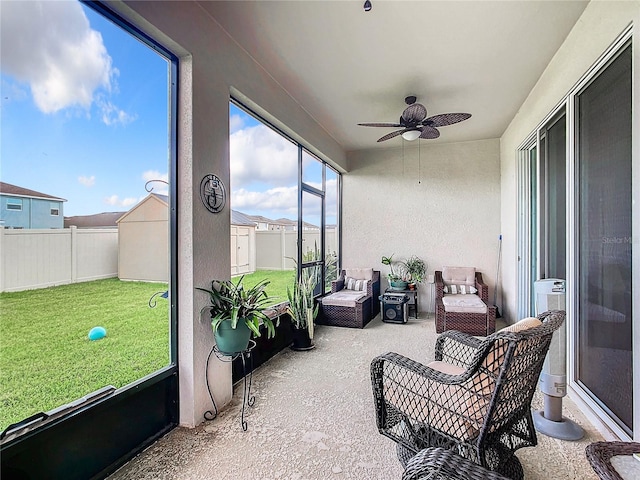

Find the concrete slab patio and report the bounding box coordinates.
[109,315,604,480]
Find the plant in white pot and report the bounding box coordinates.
[198,276,277,355]
[286,273,319,351]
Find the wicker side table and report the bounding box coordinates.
[402,448,511,480]
[586,442,640,480]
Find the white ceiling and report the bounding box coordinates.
[200,1,588,151]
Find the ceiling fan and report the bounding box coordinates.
[358,96,471,142]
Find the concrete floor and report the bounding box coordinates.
[109,314,605,480]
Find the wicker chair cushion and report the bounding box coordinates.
[345,267,374,280]
[386,365,487,441]
[477,317,544,395]
[442,294,487,314]
[442,266,476,286]
[321,290,366,307]
[443,284,477,294]
[345,277,368,291]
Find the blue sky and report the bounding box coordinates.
[1,0,335,225]
[1,1,169,217]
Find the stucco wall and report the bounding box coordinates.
[499,1,640,325]
[345,138,501,309]
[116,0,348,427]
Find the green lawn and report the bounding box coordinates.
[0,278,169,431]
[232,269,296,305]
[0,271,295,431]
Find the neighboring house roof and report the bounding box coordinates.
[232,210,256,226]
[0,181,67,202]
[246,214,273,224]
[64,212,126,228]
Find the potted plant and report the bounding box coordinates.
[286,272,319,351]
[382,254,408,290]
[402,256,427,290]
[197,276,277,355]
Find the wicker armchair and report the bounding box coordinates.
[371,310,565,480]
[435,267,497,336]
[403,447,511,480]
[317,269,380,328]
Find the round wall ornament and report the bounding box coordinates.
[200,174,226,213]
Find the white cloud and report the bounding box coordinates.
[78,175,95,187]
[0,1,133,124]
[142,170,168,183]
[142,170,169,195]
[104,194,140,209]
[230,124,298,189]
[104,195,120,206]
[96,94,137,126]
[232,186,298,216]
[229,114,245,133]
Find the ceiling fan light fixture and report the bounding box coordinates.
[402,129,421,141]
[363,0,372,12]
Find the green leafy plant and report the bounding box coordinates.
[286,273,319,339]
[402,256,427,284]
[382,254,405,281]
[197,276,278,338]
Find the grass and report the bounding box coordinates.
[0,278,170,431]
[232,269,296,305]
[0,271,296,431]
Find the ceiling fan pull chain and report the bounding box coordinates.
[418,139,421,184]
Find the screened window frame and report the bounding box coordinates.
[230,97,342,295]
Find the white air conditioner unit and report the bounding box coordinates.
[532,278,583,440]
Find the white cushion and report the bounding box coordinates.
[442,294,487,314]
[442,266,476,286]
[345,268,374,281]
[345,276,368,291]
[443,284,477,295]
[321,290,366,307]
[499,316,542,333]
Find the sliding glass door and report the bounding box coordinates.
[575,44,632,435]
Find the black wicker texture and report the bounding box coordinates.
[402,447,511,480]
[371,310,565,480]
[317,270,380,329]
[585,441,640,480]
[435,270,496,336]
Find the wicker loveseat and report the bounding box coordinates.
[435,266,497,336]
[371,310,565,479]
[317,269,380,328]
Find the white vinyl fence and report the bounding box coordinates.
[0,227,118,292]
[1,227,339,292]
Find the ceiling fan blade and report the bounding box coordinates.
[401,103,427,124]
[419,125,440,139]
[358,122,402,128]
[425,113,471,127]
[377,129,405,142]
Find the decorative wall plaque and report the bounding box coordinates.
[200,174,226,213]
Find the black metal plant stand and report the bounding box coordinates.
[204,340,256,431]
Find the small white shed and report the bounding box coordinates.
[117,194,169,282]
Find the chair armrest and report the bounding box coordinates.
[332,271,346,293]
[434,271,444,299]
[475,272,489,302]
[434,330,485,368]
[365,270,381,298]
